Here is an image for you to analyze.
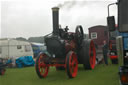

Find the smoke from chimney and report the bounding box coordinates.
[57,1,76,9]
[57,1,88,9]
[56,1,107,10]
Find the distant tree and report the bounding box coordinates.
[16,37,27,41]
[28,36,44,43]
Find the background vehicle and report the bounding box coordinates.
[0,38,33,59]
[109,29,118,64]
[107,0,128,84]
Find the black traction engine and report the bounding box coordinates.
[35,7,96,78]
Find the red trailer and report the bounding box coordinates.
[88,25,109,53]
[88,25,109,63]
[89,25,118,64]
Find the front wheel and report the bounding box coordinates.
[35,53,49,78]
[66,51,78,78]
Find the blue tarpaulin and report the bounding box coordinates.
[16,56,35,68]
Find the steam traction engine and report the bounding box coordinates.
[35,7,96,78]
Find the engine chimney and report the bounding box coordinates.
[52,7,59,35]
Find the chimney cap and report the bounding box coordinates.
[52,7,59,11]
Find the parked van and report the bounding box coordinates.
[0,38,33,59]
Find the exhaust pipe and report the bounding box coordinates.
[52,7,59,35]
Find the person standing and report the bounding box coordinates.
[102,40,108,65]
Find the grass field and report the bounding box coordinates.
[0,64,119,85]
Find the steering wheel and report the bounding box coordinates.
[75,25,84,46]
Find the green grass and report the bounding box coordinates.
[0,64,119,85]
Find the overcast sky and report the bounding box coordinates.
[1,0,117,39]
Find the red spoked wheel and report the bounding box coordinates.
[0,69,6,75]
[35,53,49,78]
[66,51,78,78]
[89,40,96,69]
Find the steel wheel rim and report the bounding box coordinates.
[89,41,96,69]
[38,54,49,78]
[69,52,78,78]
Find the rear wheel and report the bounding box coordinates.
[35,53,49,78]
[78,39,96,69]
[66,51,78,78]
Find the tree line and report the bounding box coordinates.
[16,34,89,44]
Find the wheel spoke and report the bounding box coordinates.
[71,60,75,66]
[40,68,44,73]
